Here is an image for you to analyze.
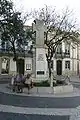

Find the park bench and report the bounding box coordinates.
[10,78,34,93]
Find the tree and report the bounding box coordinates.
[32,5,79,86]
[0,0,13,32]
[24,25,35,53]
[1,11,26,55]
[0,0,30,74]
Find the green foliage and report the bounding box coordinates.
[0,0,28,58]
[1,11,25,52]
[56,80,65,85]
[25,27,36,53]
[34,80,50,87]
[53,80,68,86]
[34,80,67,87]
[0,0,13,31]
[0,0,13,16]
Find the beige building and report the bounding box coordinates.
[53,41,80,76]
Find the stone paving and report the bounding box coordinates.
[0,104,75,116]
[0,112,69,120]
[70,106,80,120]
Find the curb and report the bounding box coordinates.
[0,84,80,98]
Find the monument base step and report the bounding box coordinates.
[32,77,48,82]
[24,84,73,94]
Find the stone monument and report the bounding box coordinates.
[32,19,48,81]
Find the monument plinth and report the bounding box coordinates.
[32,19,48,81]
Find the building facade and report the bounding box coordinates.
[0,19,80,81]
[53,41,80,76]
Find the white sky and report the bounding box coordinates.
[12,0,80,26]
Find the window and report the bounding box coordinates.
[51,60,53,69]
[65,61,70,69]
[26,64,31,70]
[56,44,62,54]
[65,43,70,54]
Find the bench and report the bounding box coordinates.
[11,81,34,93]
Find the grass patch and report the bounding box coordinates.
[53,80,68,86]
[34,80,68,87]
[34,80,50,87]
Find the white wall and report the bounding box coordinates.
[53,59,56,71]
[10,58,16,73]
[74,59,77,73]
[62,41,65,52]
[62,59,65,71]
[62,58,72,75]
[70,43,73,58]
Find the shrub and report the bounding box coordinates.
[34,79,67,87]
[34,80,50,87]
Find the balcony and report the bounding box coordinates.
[55,52,70,59]
[64,52,70,58]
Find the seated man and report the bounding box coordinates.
[11,74,16,92]
[25,74,33,94]
[15,74,24,93]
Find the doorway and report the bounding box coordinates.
[57,60,62,75]
[1,58,10,74]
[17,59,24,75]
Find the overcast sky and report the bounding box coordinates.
[12,0,80,26]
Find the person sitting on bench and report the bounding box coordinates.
[25,73,33,94]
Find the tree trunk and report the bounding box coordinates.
[13,54,18,74]
[48,60,53,87]
[48,61,51,77]
[50,71,53,87]
[16,60,18,74]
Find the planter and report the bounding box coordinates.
[31,87,53,94]
[53,84,73,94]
[31,84,73,94]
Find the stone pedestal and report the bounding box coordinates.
[9,58,16,75]
[35,47,48,81]
[32,48,36,77]
[32,19,48,82]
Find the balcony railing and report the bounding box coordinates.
[55,52,70,59]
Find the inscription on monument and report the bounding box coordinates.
[37,71,44,75]
[37,54,44,61]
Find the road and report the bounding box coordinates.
[0,91,79,120]
[0,112,69,120]
[0,92,80,108]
